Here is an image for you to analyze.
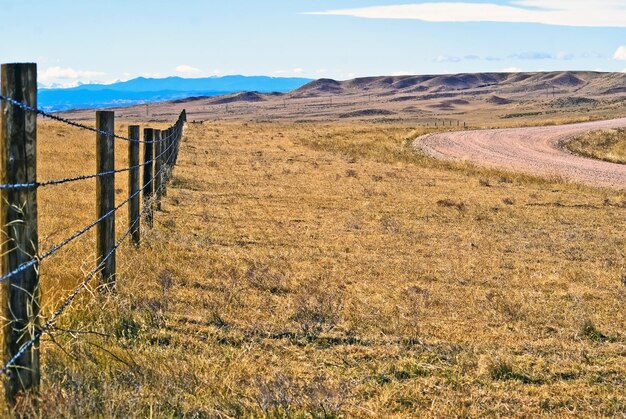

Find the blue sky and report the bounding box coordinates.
[1,0,625,87]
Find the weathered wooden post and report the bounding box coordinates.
[128,125,141,246]
[162,128,169,196]
[1,62,40,403]
[96,111,116,291]
[154,129,163,211]
[167,126,174,174]
[143,128,154,228]
[174,119,182,166]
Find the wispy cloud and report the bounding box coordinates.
[306,1,626,28]
[508,51,576,60]
[39,66,106,88]
[613,46,626,61]
[434,51,577,63]
[509,52,553,60]
[555,51,575,60]
[392,70,414,76]
[274,68,308,76]
[435,55,462,63]
[175,65,202,75]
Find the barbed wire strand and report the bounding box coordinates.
[0,94,180,145]
[0,155,175,375]
[0,123,181,191]
[0,128,180,284]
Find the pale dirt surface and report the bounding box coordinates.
[414,117,626,189]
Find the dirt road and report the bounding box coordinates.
[414,118,626,189]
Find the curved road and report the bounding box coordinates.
[413,118,626,190]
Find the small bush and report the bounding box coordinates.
[437,199,467,212]
[581,320,608,342]
[291,287,342,338]
[245,260,290,295]
[488,360,537,384]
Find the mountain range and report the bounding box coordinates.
[38,75,313,111]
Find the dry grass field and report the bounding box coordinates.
[566,128,626,165]
[5,118,626,417]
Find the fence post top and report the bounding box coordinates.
[1,62,37,70]
[96,110,114,117]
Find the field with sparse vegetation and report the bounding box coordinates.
[566,128,626,165]
[5,119,626,417]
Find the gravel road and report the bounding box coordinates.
[413,118,626,189]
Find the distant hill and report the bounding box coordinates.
[292,71,626,99]
[38,75,313,111]
[61,70,626,124]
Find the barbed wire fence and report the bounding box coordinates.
[0,63,187,403]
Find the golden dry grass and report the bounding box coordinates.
[4,119,626,417]
[566,128,626,165]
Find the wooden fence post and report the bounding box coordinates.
[162,128,169,197]
[167,127,173,177]
[1,62,40,403]
[143,128,154,228]
[96,111,116,291]
[173,120,181,166]
[154,129,162,211]
[128,125,140,246]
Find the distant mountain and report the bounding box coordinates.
[38,75,313,111]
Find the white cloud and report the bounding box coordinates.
[510,51,552,60]
[175,65,202,75]
[392,71,414,76]
[582,52,604,59]
[435,55,461,63]
[274,68,307,76]
[613,46,626,61]
[501,67,523,72]
[509,51,575,60]
[141,72,165,78]
[39,66,106,87]
[555,51,575,60]
[306,1,626,27]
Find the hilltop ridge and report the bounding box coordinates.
[61,71,626,125]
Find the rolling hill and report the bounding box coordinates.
[61,71,626,125]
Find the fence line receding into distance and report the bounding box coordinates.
[0,63,187,403]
